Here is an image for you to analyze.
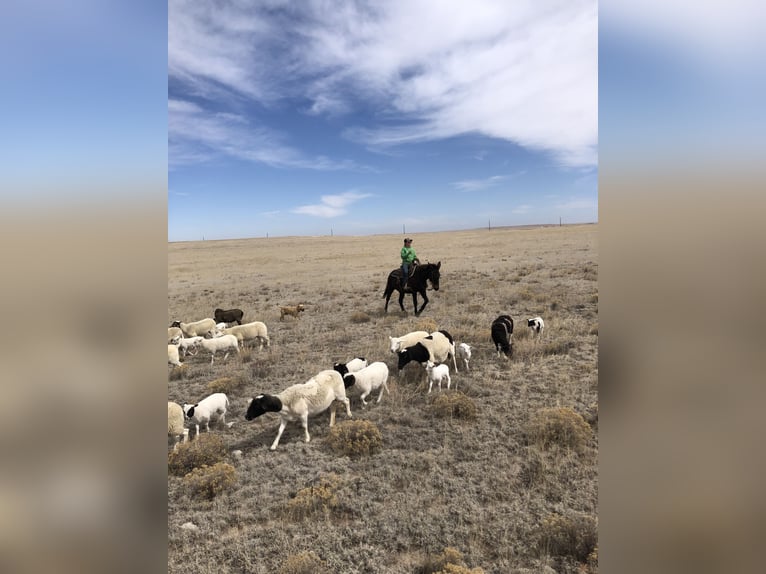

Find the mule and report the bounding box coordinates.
[382,261,441,315]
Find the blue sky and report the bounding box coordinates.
[168,0,598,241]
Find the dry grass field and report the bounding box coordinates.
[168,224,598,574]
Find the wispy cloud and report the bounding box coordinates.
[512,204,532,214]
[451,175,507,192]
[293,191,373,218]
[168,1,598,168]
[554,197,598,211]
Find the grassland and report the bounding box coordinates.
[168,224,598,574]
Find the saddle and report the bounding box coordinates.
[400,261,418,289]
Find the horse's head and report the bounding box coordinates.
[427,261,441,291]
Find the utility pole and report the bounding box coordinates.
[403,224,406,235]
[331,227,333,236]
[559,217,562,227]
[488,218,491,231]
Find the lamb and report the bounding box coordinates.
[425,361,452,393]
[396,330,457,372]
[183,393,229,436]
[168,344,182,367]
[527,316,545,339]
[177,336,203,357]
[245,369,352,451]
[279,304,305,320]
[197,334,240,364]
[168,402,189,449]
[456,342,472,371]
[211,321,270,350]
[388,330,429,353]
[214,308,244,325]
[168,326,183,344]
[170,318,217,338]
[333,357,368,383]
[342,361,390,405]
[491,315,514,357]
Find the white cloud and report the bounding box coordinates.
[169,0,598,168]
[293,191,373,218]
[451,175,507,192]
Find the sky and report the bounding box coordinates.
[168,0,598,241]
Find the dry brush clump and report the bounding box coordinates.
[183,462,237,500]
[525,407,592,453]
[279,551,329,574]
[417,546,485,574]
[535,512,597,566]
[326,419,383,458]
[428,391,478,421]
[286,473,344,521]
[206,374,248,395]
[349,311,371,323]
[168,433,228,476]
[168,364,189,381]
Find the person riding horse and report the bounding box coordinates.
[400,237,420,290]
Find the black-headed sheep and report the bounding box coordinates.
[183,393,229,436]
[245,369,352,450]
[333,357,368,384]
[491,315,514,357]
[528,316,545,339]
[343,361,390,405]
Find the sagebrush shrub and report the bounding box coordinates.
[168,365,188,381]
[429,392,477,421]
[536,512,597,563]
[279,551,328,574]
[206,374,248,395]
[541,340,574,356]
[183,462,237,499]
[286,474,343,520]
[417,547,485,574]
[525,407,591,453]
[416,318,438,333]
[168,434,228,476]
[326,420,382,458]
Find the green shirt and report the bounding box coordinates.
[401,246,417,264]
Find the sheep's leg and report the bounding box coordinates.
[301,414,311,443]
[220,413,226,428]
[446,374,451,390]
[210,352,215,365]
[329,403,337,427]
[360,390,369,406]
[428,379,433,394]
[376,382,389,403]
[343,397,352,419]
[182,429,189,443]
[270,419,288,450]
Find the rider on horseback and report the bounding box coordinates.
[400,237,420,290]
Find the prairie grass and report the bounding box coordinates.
[168,224,597,573]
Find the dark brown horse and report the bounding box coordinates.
[383,261,441,315]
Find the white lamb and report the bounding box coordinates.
[168,326,183,344]
[343,361,390,406]
[171,318,216,338]
[183,393,229,436]
[425,361,452,393]
[456,343,472,372]
[245,369,352,450]
[197,334,240,364]
[388,330,430,353]
[177,336,203,357]
[211,321,270,350]
[168,344,182,367]
[168,402,189,449]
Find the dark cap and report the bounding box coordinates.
[404,237,412,242]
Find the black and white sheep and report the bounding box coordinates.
[456,342,472,371]
[168,344,182,367]
[214,308,244,325]
[183,393,229,436]
[396,330,457,372]
[388,330,429,353]
[527,316,545,339]
[197,334,240,364]
[212,321,270,350]
[343,361,390,405]
[168,402,189,449]
[333,357,368,383]
[425,361,451,393]
[245,369,352,451]
[491,315,514,357]
[170,318,217,338]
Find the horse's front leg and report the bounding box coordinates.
[398,288,407,312]
[417,291,429,315]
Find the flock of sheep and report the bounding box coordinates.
[167,304,546,452]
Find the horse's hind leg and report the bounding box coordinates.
[398,289,407,312]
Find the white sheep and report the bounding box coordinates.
[168,402,189,449]
[197,334,240,364]
[211,321,270,350]
[425,361,452,393]
[168,326,183,344]
[343,361,390,406]
[528,316,545,339]
[183,393,229,436]
[177,336,203,357]
[168,344,182,367]
[388,330,430,353]
[456,343,472,372]
[245,369,352,450]
[171,318,216,338]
